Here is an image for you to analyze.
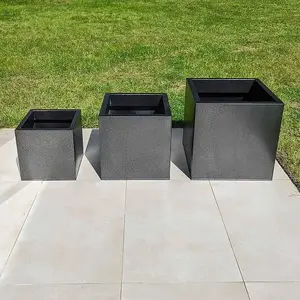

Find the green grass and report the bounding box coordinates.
[0,0,299,184]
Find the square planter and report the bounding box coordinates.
[15,109,83,180]
[183,78,284,180]
[99,93,172,180]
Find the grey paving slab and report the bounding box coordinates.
[0,138,20,181]
[82,128,92,151]
[0,181,41,276]
[123,180,241,282]
[77,129,101,181]
[1,181,126,284]
[211,180,300,281]
[247,282,300,300]
[0,129,14,147]
[0,284,120,300]
[122,283,249,300]
[0,127,299,295]
[170,128,190,180]
[273,161,290,180]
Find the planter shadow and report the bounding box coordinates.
[171,128,190,178]
[0,182,29,205]
[85,128,101,178]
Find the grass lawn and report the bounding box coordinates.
[0,0,299,184]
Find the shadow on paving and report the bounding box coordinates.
[85,129,101,178]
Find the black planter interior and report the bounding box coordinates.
[19,110,76,129]
[193,79,280,103]
[102,94,167,116]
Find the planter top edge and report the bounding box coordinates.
[187,78,284,105]
[187,77,257,81]
[99,93,171,117]
[103,93,168,96]
[16,109,81,131]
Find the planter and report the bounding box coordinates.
[99,93,172,180]
[15,109,83,180]
[183,78,284,180]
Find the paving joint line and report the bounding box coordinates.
[119,180,128,300]
[209,181,251,300]
[0,181,43,279]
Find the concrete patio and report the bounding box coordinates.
[0,128,299,299]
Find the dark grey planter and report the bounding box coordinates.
[15,109,83,180]
[183,78,284,180]
[99,93,172,180]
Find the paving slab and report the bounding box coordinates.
[247,282,300,300]
[0,128,299,300]
[123,180,241,282]
[0,129,14,147]
[0,138,20,181]
[273,161,290,180]
[1,181,126,284]
[0,284,120,300]
[122,283,249,300]
[0,181,41,275]
[211,180,300,281]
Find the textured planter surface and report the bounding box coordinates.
[183,78,284,180]
[15,109,83,180]
[99,93,172,180]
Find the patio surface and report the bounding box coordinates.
[0,128,299,299]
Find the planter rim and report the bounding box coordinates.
[186,78,284,105]
[99,93,171,117]
[15,109,81,131]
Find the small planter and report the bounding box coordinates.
[15,109,83,180]
[183,78,284,180]
[99,93,172,180]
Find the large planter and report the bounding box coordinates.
[183,78,284,180]
[99,93,172,180]
[15,109,83,180]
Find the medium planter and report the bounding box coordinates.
[183,78,284,180]
[99,93,172,180]
[15,109,83,180]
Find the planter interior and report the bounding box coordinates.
[101,94,169,116]
[192,79,280,103]
[19,110,76,129]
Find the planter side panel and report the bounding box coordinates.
[99,116,171,180]
[182,83,196,174]
[72,114,84,177]
[15,130,76,180]
[191,103,283,180]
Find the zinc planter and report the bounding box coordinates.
[99,93,172,180]
[183,78,284,180]
[15,109,83,180]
